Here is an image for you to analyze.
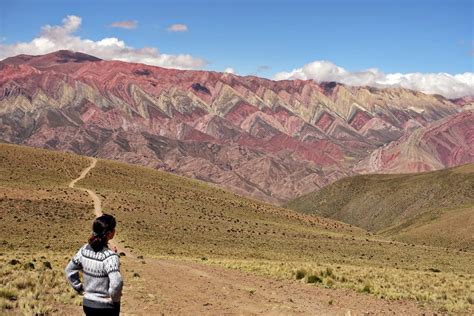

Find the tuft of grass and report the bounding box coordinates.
[9,259,20,265]
[361,284,372,294]
[43,261,52,270]
[24,262,35,270]
[295,269,307,280]
[306,275,322,284]
[0,289,17,301]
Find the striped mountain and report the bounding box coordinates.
[0,50,472,203]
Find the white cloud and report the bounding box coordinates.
[223,67,235,74]
[109,20,138,29]
[0,15,205,70]
[167,24,188,32]
[274,60,474,99]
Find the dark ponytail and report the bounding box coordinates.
[88,214,116,252]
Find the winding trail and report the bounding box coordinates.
[69,157,130,258]
[66,158,432,315]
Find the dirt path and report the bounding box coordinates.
[68,157,130,257]
[68,158,432,315]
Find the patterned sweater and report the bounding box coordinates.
[65,244,123,309]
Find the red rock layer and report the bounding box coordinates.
[0,51,470,204]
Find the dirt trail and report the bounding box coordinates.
[69,157,130,257]
[68,158,432,315]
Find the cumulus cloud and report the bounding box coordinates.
[274,60,474,99]
[223,67,235,74]
[167,24,188,32]
[0,15,205,70]
[109,20,138,29]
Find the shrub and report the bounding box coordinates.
[0,289,17,301]
[9,259,20,265]
[24,262,35,270]
[325,278,335,287]
[307,275,322,284]
[43,261,52,269]
[325,267,334,277]
[295,269,307,280]
[361,284,372,293]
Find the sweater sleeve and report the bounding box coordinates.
[65,247,84,294]
[104,254,123,302]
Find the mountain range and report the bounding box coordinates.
[1,50,472,204]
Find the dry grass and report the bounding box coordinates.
[1,144,473,313]
[0,252,82,314]
[286,164,474,250]
[199,258,473,312]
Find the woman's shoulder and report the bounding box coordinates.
[103,247,119,258]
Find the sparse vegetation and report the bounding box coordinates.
[306,275,322,284]
[295,269,306,280]
[286,164,474,250]
[1,144,473,313]
[0,253,82,314]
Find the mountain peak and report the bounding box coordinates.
[1,50,101,68]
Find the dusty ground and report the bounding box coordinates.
[62,158,433,315]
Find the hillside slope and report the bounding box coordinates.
[286,164,474,249]
[2,144,474,313]
[1,50,469,204]
[354,110,474,174]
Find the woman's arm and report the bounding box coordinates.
[65,248,84,294]
[104,254,123,302]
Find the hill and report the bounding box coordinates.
[1,144,474,313]
[286,164,474,250]
[1,50,471,204]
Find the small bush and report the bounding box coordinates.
[14,278,34,290]
[9,259,20,265]
[133,272,140,278]
[43,261,52,269]
[307,275,322,284]
[325,278,335,287]
[24,262,35,270]
[0,289,17,301]
[325,267,334,277]
[295,269,307,280]
[361,284,372,293]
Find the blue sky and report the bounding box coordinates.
[0,0,472,97]
[1,0,472,74]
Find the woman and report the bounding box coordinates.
[66,214,123,316]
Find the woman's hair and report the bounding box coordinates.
[88,214,116,252]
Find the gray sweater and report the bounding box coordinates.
[65,244,123,309]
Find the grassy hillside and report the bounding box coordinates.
[1,144,473,313]
[286,164,474,250]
